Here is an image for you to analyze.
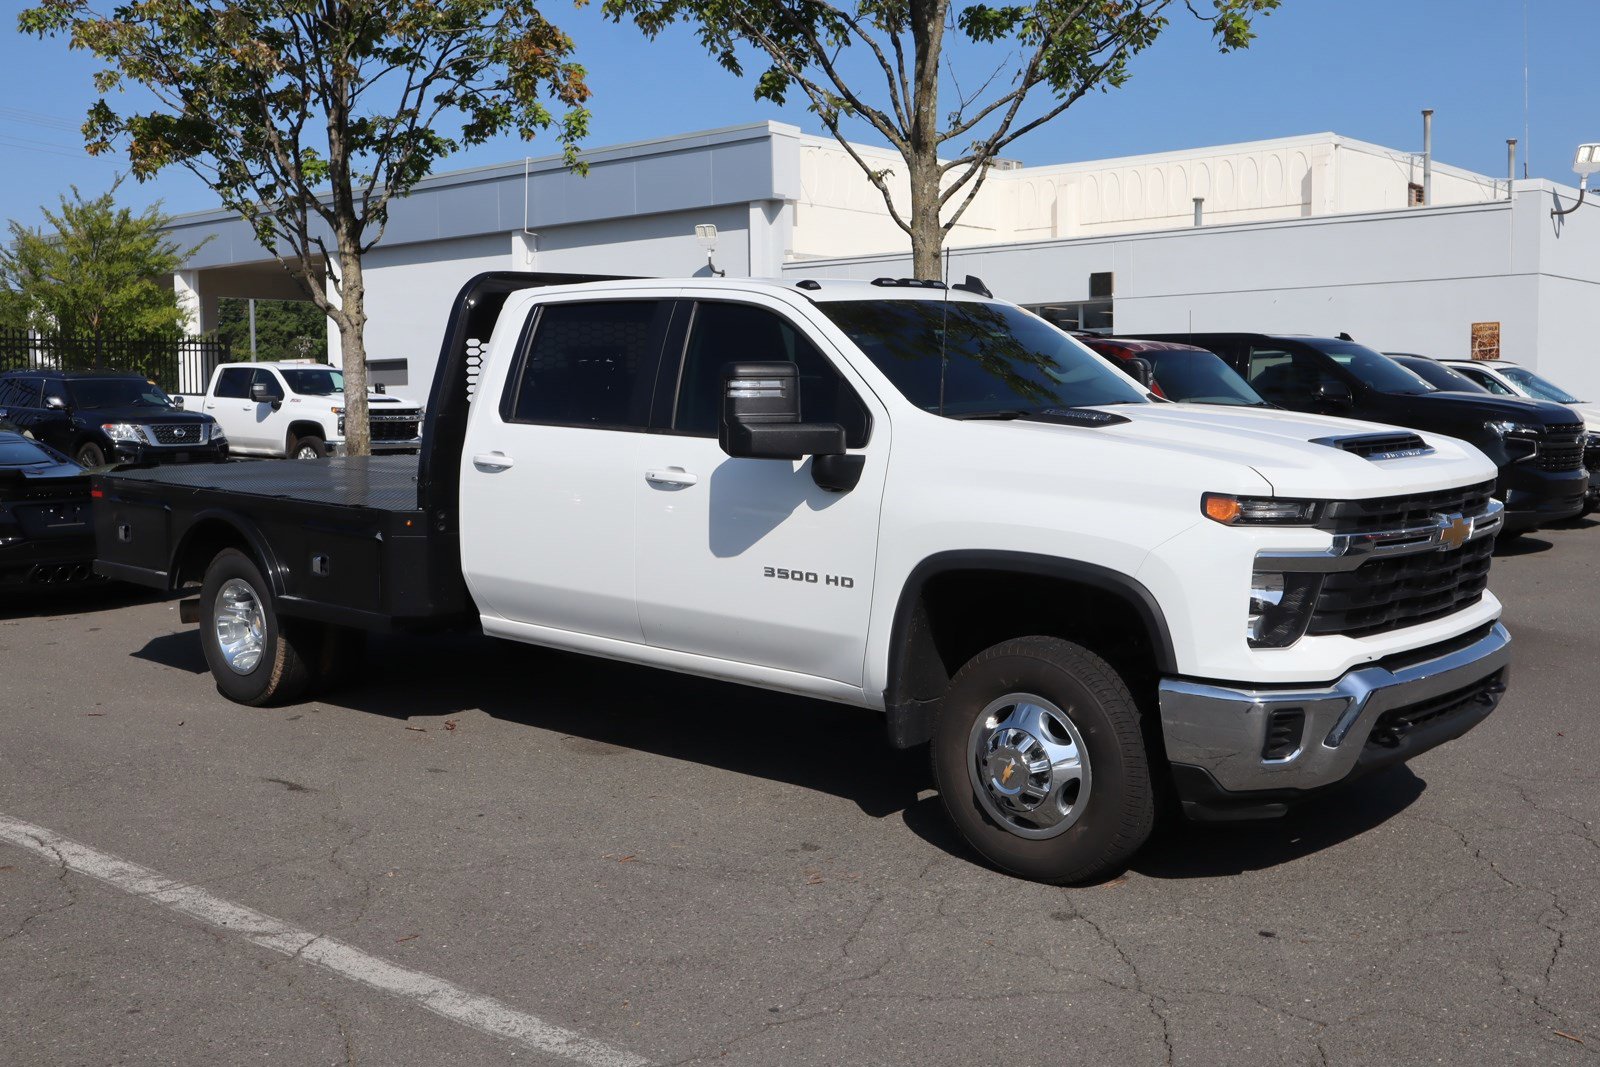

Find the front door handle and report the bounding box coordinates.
[473,451,515,471]
[645,468,698,487]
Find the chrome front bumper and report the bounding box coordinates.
[1159,622,1511,801]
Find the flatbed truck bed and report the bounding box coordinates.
[93,455,471,632]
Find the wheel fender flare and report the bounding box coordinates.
[883,550,1177,748]
[169,509,288,599]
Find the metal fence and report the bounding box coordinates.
[0,328,230,396]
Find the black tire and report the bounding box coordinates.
[199,548,317,706]
[75,441,107,468]
[289,434,326,460]
[931,636,1156,884]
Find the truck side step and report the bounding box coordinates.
[178,598,201,625]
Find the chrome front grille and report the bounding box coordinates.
[142,423,210,446]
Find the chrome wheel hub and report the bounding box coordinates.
[214,578,265,675]
[968,694,1091,840]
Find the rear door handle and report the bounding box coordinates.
[645,468,698,487]
[473,451,515,471]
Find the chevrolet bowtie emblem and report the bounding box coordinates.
[1438,515,1471,551]
[1000,761,1017,786]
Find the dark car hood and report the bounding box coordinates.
[1,457,84,480]
[74,407,215,425]
[1379,389,1575,426]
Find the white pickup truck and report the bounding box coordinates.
[95,273,1512,883]
[195,360,423,459]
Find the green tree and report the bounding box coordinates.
[20,0,589,454]
[0,177,202,340]
[607,0,1278,278]
[216,298,329,362]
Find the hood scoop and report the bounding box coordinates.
[1313,432,1434,461]
[1032,407,1132,428]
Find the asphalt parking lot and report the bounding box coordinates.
[1,521,1597,1066]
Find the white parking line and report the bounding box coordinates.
[0,815,649,1067]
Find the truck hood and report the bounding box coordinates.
[1067,403,1498,499]
[1394,389,1574,427]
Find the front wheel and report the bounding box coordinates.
[199,548,317,706]
[75,441,107,468]
[289,434,326,460]
[931,636,1156,884]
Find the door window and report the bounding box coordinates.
[214,368,254,399]
[504,300,668,429]
[673,301,870,447]
[1247,347,1341,406]
[251,369,283,399]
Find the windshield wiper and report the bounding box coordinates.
[947,410,1029,421]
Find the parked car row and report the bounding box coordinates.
[1081,334,1594,528]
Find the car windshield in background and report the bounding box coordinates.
[1145,350,1269,407]
[1392,357,1487,393]
[0,437,57,465]
[280,368,344,395]
[817,300,1147,417]
[1312,341,1436,395]
[67,378,174,409]
[1502,366,1582,404]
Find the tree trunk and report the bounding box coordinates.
[908,0,946,281]
[908,145,943,280]
[336,243,371,457]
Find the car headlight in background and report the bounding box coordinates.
[100,422,141,443]
[1203,493,1320,525]
[1485,420,1542,438]
[1247,569,1323,648]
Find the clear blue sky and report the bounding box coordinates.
[1,0,1596,230]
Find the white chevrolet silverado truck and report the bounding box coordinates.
[94,274,1512,883]
[196,360,423,459]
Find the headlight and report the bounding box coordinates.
[1485,420,1541,438]
[212,427,228,444]
[1203,493,1320,525]
[100,422,141,443]
[1247,570,1323,648]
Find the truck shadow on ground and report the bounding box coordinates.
[0,582,166,622]
[1494,534,1554,558]
[324,630,931,821]
[128,625,1429,876]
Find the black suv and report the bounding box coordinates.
[1130,334,1588,532]
[0,371,227,469]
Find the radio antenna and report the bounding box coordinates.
[937,246,951,417]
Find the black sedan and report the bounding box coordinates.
[0,429,97,587]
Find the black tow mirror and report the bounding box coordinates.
[1315,380,1353,409]
[1122,356,1155,388]
[250,381,283,408]
[170,395,184,409]
[720,361,845,461]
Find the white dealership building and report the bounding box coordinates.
[163,120,1600,399]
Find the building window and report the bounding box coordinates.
[1029,300,1114,334]
[1407,182,1424,207]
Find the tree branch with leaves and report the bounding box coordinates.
[607,0,1279,278]
[20,0,590,454]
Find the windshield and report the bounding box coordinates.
[280,368,344,396]
[817,300,1147,417]
[1393,357,1486,393]
[1143,350,1268,407]
[1502,366,1582,404]
[66,378,174,410]
[1311,341,1436,395]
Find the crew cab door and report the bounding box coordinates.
[205,367,261,450]
[458,295,675,643]
[633,297,888,686]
